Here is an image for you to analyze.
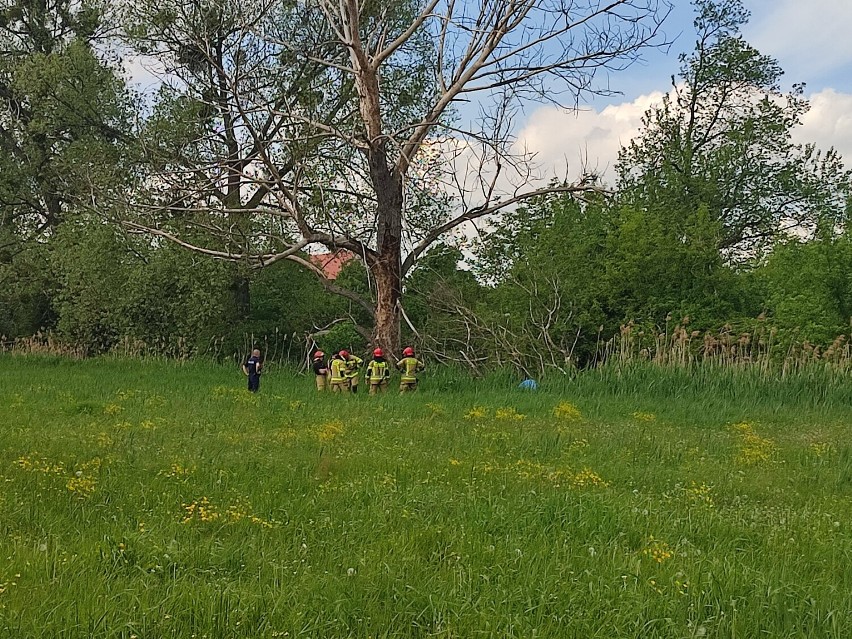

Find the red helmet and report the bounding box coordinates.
[339,350,349,358]
[373,348,384,357]
[403,346,414,357]
[313,351,324,359]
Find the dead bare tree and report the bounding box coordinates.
[410,265,582,376]
[122,0,670,354]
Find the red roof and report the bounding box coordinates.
[308,250,356,280]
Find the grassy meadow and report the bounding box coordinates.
[1,355,851,638]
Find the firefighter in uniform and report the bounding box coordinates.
[366,348,391,395]
[342,350,364,393]
[329,352,349,393]
[396,346,424,393]
[312,351,328,391]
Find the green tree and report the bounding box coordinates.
[760,232,852,344]
[125,0,668,355]
[404,244,484,362]
[0,0,131,337]
[0,241,55,338]
[603,202,749,325]
[619,0,850,257]
[473,193,757,370]
[51,220,238,355]
[469,195,613,370]
[0,1,130,239]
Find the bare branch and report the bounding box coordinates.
[403,182,610,275]
[285,254,376,318]
[372,0,441,66]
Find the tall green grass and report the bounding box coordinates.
[1,355,850,638]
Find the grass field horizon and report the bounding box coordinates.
[1,355,851,638]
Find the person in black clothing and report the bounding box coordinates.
[242,349,263,392]
[312,351,328,391]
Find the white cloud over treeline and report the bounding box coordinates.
[795,89,852,158]
[514,88,852,187]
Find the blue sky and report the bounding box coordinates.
[590,0,852,108]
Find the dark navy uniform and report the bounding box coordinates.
[244,355,262,392]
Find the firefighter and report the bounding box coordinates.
[312,351,328,391]
[342,349,364,393]
[329,351,349,393]
[396,346,425,393]
[366,348,391,395]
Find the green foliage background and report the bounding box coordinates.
[1,0,851,370]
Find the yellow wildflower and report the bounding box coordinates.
[159,463,196,480]
[183,497,274,527]
[182,497,220,523]
[66,476,97,496]
[464,406,488,420]
[568,438,589,451]
[103,404,123,416]
[643,537,674,564]
[495,407,526,421]
[553,401,582,420]
[567,468,609,488]
[144,394,166,408]
[272,428,298,443]
[78,458,102,473]
[514,459,544,478]
[732,422,776,465]
[631,411,656,422]
[809,442,833,458]
[14,455,64,475]
[685,481,714,507]
[316,420,345,443]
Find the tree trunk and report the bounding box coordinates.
[370,163,403,355]
[368,147,403,356]
[230,271,251,320]
[371,259,401,355]
[344,31,406,356]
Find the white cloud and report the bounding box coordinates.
[746,0,852,81]
[513,91,665,186]
[123,54,166,95]
[795,89,852,162]
[512,88,852,188]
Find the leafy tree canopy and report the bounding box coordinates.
[618,0,850,258]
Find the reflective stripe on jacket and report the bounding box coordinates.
[344,356,363,378]
[396,357,424,382]
[367,359,390,383]
[330,358,348,383]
